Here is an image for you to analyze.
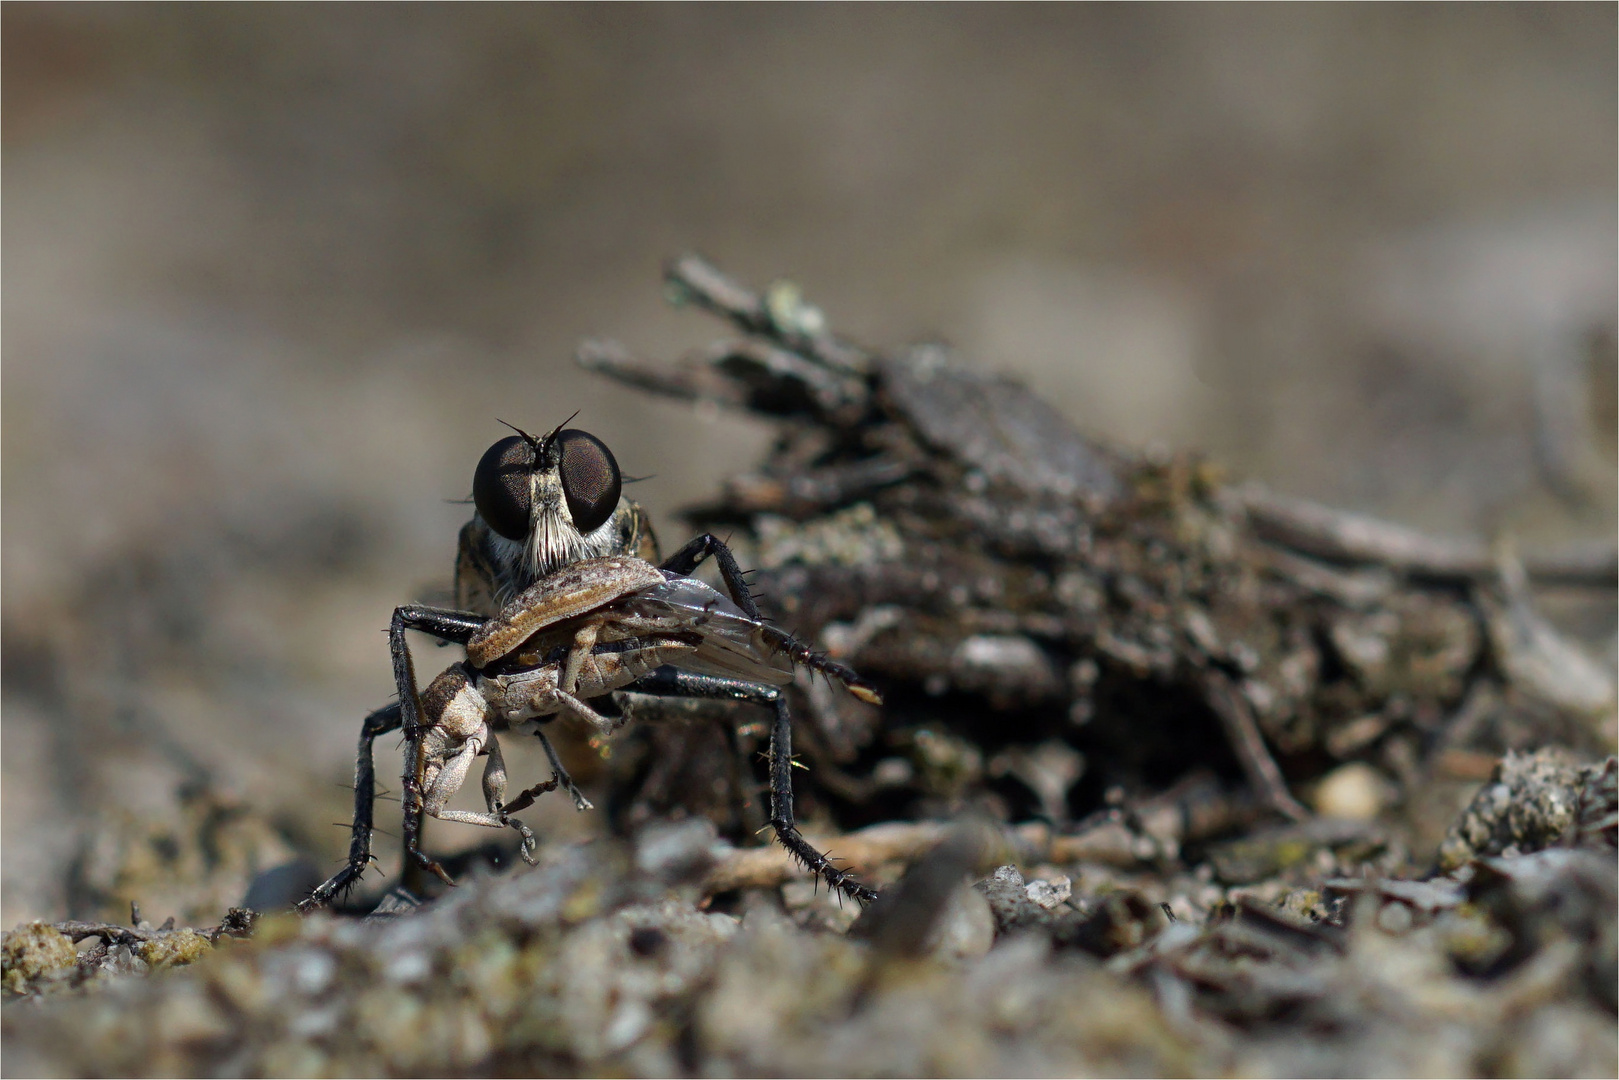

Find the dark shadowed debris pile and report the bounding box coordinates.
[4,259,1615,1077]
[580,256,1615,859]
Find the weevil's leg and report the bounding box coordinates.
[422,732,485,815]
[298,701,404,913]
[430,789,540,865]
[530,726,593,811]
[481,729,510,811]
[767,695,877,904]
[659,534,763,619]
[498,721,601,821]
[552,689,622,733]
[425,734,540,863]
[391,605,483,889]
[560,621,602,696]
[480,733,539,863]
[498,774,560,817]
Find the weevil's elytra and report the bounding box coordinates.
[300,421,882,913]
[465,555,667,668]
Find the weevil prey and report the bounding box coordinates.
[301,420,882,912]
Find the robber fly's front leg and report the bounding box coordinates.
[297,701,404,913]
[658,533,878,904]
[389,604,495,890]
[301,604,487,911]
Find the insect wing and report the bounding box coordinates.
[613,575,794,686]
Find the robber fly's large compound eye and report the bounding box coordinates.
[555,429,621,534]
[473,435,535,541]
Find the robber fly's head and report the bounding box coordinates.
[473,418,624,581]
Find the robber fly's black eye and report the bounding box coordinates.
[556,429,621,534]
[473,435,534,542]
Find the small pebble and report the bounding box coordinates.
[1313,763,1390,821]
[1025,877,1072,910]
[1376,902,1414,935]
[925,887,996,960]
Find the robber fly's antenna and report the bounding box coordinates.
[495,418,541,447]
[498,411,582,464]
[536,409,581,447]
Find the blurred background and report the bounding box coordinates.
[3,4,1614,927]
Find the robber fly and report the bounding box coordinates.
[300,420,881,912]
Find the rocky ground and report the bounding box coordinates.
[3,749,1615,1077]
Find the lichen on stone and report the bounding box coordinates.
[1437,749,1616,870]
[1,922,79,996]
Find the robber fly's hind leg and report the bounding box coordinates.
[659,534,878,905]
[298,701,405,913]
